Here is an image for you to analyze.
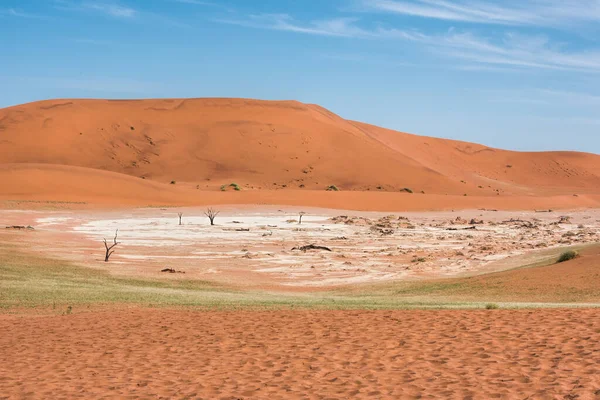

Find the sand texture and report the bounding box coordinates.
[1,309,599,399]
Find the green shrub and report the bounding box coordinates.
[326,185,339,191]
[221,183,241,191]
[170,180,176,185]
[485,303,499,310]
[557,250,578,263]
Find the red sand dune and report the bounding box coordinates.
[1,309,599,399]
[1,98,599,209]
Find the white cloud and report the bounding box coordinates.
[433,31,600,72]
[0,8,48,19]
[83,1,136,18]
[216,13,600,73]
[217,14,375,37]
[55,1,136,18]
[359,0,600,27]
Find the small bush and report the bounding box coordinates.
[400,188,413,193]
[221,183,241,191]
[557,250,578,263]
[412,257,426,263]
[170,180,176,185]
[326,185,339,191]
[485,303,499,310]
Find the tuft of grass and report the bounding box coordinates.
[221,183,241,191]
[412,257,426,263]
[557,250,578,263]
[485,303,500,310]
[326,185,339,191]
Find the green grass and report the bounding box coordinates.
[221,183,241,191]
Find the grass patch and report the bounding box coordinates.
[2,244,599,311]
[221,183,241,191]
[557,250,578,263]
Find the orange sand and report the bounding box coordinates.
[1,309,599,399]
[1,98,599,210]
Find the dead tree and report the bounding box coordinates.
[103,229,120,262]
[205,207,219,226]
[298,211,306,224]
[292,244,332,252]
[178,212,183,226]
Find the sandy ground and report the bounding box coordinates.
[2,97,600,398]
[1,308,599,399]
[2,206,598,289]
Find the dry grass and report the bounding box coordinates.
[1,244,599,312]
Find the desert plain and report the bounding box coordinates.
[1,98,600,399]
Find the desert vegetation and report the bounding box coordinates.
[558,250,578,263]
[221,183,241,191]
[205,207,219,225]
[103,230,119,262]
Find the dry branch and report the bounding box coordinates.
[103,229,120,262]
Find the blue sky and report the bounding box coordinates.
[1,0,600,153]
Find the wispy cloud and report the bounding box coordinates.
[477,88,600,106]
[86,2,136,18]
[432,31,600,72]
[217,14,376,37]
[358,0,600,27]
[215,13,600,73]
[0,8,49,19]
[55,0,190,27]
[55,1,136,18]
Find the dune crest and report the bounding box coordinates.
[1,98,599,208]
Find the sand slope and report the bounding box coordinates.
[460,244,600,301]
[2,162,600,210]
[1,98,599,201]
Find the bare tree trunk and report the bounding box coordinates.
[205,208,219,226]
[299,212,306,224]
[178,212,183,226]
[104,229,120,262]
